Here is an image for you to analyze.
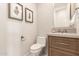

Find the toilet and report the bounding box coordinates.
[30,36,46,56]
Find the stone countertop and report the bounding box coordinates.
[48,33,79,38]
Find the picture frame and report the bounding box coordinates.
[8,3,23,21]
[25,8,33,23]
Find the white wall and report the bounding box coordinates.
[37,3,54,36]
[0,3,37,56]
[20,3,37,55]
[7,3,37,56]
[0,3,7,55]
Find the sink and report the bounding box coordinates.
[52,27,77,34]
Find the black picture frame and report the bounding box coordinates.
[8,3,23,21]
[25,8,33,23]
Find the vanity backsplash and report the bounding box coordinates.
[52,27,76,33]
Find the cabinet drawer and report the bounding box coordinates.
[49,48,77,56]
[49,36,77,50]
[63,38,77,50]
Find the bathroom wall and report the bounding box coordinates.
[37,3,54,37]
[7,3,37,56]
[21,3,37,55]
[0,3,37,56]
[0,3,7,55]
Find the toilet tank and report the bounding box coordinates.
[37,36,46,47]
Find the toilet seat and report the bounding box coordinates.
[31,43,42,50]
[30,36,46,55]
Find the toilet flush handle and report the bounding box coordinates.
[21,35,25,41]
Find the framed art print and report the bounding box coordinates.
[8,3,23,21]
[25,8,33,23]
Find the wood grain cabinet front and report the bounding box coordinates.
[48,36,79,56]
[48,48,77,56]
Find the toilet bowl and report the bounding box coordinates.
[30,36,46,56]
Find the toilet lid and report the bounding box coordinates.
[31,43,42,50]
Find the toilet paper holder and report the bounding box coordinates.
[21,35,25,41]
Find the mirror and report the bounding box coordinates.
[52,3,77,33]
[53,3,76,27]
[53,3,70,27]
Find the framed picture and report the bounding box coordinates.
[8,3,23,21]
[25,8,33,23]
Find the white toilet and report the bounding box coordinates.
[30,36,46,56]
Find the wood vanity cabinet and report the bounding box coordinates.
[48,36,79,56]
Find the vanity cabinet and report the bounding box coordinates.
[48,36,79,56]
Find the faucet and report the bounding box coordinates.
[62,29,67,33]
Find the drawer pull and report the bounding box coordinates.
[56,42,69,46]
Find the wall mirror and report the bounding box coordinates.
[53,3,76,27]
[52,3,77,33]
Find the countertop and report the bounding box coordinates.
[48,33,79,38]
